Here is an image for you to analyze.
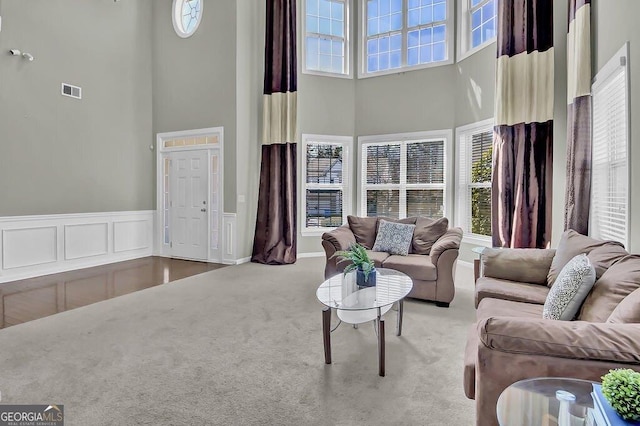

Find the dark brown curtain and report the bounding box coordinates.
[492,0,554,248]
[564,0,592,234]
[251,0,298,264]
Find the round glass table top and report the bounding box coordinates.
[496,377,597,426]
[316,268,413,311]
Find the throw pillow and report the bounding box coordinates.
[578,255,640,322]
[372,219,415,256]
[542,254,596,321]
[607,288,640,324]
[412,217,449,255]
[347,216,378,249]
[547,229,625,287]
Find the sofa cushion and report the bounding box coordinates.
[547,230,625,287]
[475,277,549,307]
[347,216,377,249]
[372,220,415,256]
[587,244,629,280]
[412,217,449,255]
[365,250,391,268]
[542,254,596,321]
[382,254,437,281]
[483,248,555,285]
[579,255,640,322]
[476,297,544,322]
[607,288,640,324]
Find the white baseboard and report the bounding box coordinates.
[0,211,154,283]
[298,252,324,259]
[235,256,251,265]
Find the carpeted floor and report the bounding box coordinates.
[0,257,476,425]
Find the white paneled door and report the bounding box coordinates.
[169,150,209,260]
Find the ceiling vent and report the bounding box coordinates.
[61,83,82,100]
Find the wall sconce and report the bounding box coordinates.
[9,49,34,61]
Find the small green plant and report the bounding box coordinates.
[601,368,640,421]
[332,243,375,282]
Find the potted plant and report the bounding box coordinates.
[332,243,377,287]
[601,368,640,421]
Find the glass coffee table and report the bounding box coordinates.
[496,377,597,425]
[316,268,413,377]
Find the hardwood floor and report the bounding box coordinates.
[0,257,226,329]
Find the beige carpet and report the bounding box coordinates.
[0,257,476,425]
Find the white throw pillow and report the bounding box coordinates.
[372,220,415,256]
[543,253,596,321]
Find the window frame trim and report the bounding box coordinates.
[357,129,453,219]
[301,133,353,236]
[456,0,497,62]
[589,42,631,249]
[358,0,454,79]
[455,118,494,244]
[302,0,353,79]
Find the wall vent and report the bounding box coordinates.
[61,83,82,100]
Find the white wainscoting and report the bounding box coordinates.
[222,213,237,264]
[0,211,154,283]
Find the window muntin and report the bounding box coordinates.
[305,0,349,75]
[172,0,203,38]
[360,135,447,219]
[363,0,451,75]
[457,120,493,240]
[469,0,495,49]
[303,135,351,233]
[590,45,630,248]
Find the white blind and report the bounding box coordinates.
[456,120,493,238]
[361,137,447,219]
[590,45,629,248]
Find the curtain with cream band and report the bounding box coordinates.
[564,0,592,234]
[492,0,554,248]
[252,0,298,265]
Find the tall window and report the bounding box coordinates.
[590,45,630,248]
[363,0,452,76]
[360,132,449,219]
[304,0,349,76]
[457,119,493,241]
[458,0,496,59]
[302,134,351,234]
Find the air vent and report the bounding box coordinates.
[61,83,82,100]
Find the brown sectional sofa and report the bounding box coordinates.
[464,230,640,425]
[321,215,463,306]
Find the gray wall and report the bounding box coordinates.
[0,0,154,215]
[152,0,237,214]
[592,0,640,252]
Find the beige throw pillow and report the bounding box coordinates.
[412,217,448,255]
[347,216,377,249]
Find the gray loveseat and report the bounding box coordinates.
[321,215,463,306]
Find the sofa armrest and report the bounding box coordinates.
[479,316,640,364]
[430,227,462,265]
[482,248,556,285]
[321,225,356,279]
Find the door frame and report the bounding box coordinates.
[155,127,224,263]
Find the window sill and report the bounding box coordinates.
[302,68,353,80]
[456,38,496,63]
[462,233,492,247]
[357,57,454,79]
[301,228,336,237]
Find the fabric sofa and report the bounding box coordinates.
[464,230,640,425]
[321,215,463,306]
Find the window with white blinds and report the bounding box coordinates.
[360,131,449,219]
[456,119,493,241]
[302,134,352,234]
[590,44,630,248]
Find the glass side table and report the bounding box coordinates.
[496,377,596,426]
[472,246,486,283]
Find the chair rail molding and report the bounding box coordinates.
[0,211,154,283]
